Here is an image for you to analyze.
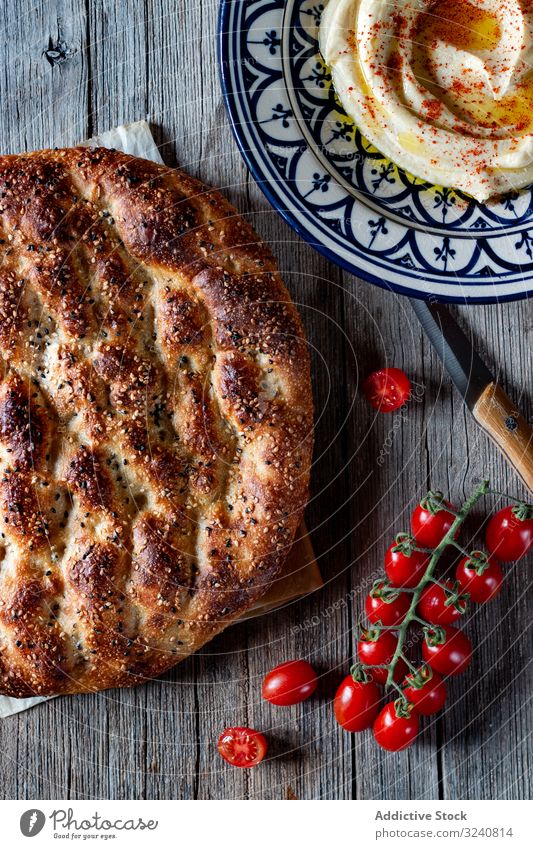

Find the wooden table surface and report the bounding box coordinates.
[0,0,531,801]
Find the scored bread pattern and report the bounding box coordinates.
[0,147,312,697]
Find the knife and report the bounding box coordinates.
[411,298,533,494]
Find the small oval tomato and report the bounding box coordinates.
[262,659,318,706]
[358,629,408,684]
[411,492,456,548]
[422,625,472,676]
[365,582,411,626]
[485,504,533,562]
[417,579,467,625]
[217,727,267,768]
[363,367,411,413]
[385,533,429,588]
[456,552,503,604]
[334,675,382,732]
[373,700,419,751]
[403,667,447,716]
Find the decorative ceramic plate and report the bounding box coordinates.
[218,0,533,303]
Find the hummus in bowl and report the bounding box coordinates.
[319,0,533,201]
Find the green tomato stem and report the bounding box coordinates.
[449,540,474,557]
[487,489,531,505]
[384,479,491,688]
[425,577,450,592]
[410,614,431,628]
[390,680,407,702]
[399,651,418,674]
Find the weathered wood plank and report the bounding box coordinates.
[437,302,533,801]
[83,0,205,801]
[88,0,148,134]
[238,212,354,800]
[341,283,441,799]
[0,0,531,803]
[0,0,89,801]
[0,0,89,153]
[143,0,252,802]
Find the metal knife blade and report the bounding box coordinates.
[410,298,494,411]
[410,298,533,493]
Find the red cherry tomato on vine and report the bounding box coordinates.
[365,583,411,626]
[262,660,318,706]
[334,676,382,732]
[363,367,411,413]
[417,579,467,625]
[403,668,447,716]
[217,727,267,768]
[485,505,533,562]
[422,625,472,676]
[411,493,456,548]
[385,534,429,588]
[358,629,408,684]
[373,700,420,751]
[456,553,503,604]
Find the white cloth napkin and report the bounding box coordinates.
[0,121,162,718]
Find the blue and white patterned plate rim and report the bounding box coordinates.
[218,0,533,304]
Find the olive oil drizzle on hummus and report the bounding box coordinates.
[320,0,533,200]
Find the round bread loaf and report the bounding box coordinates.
[0,147,313,696]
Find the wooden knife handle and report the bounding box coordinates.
[473,382,533,494]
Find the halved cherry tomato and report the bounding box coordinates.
[334,675,382,732]
[262,660,318,706]
[411,492,457,548]
[217,727,268,768]
[485,504,533,562]
[373,700,419,751]
[403,667,447,716]
[456,552,503,603]
[422,625,472,676]
[365,582,411,626]
[385,534,429,588]
[363,367,411,413]
[358,629,408,684]
[417,579,468,625]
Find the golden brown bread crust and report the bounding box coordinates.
[0,146,313,697]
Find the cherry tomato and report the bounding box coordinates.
[403,667,447,716]
[485,504,533,562]
[385,533,429,588]
[358,629,408,684]
[417,579,467,625]
[456,552,503,604]
[411,492,456,548]
[363,367,411,413]
[365,582,411,626]
[334,675,382,732]
[262,660,318,706]
[373,700,420,751]
[422,625,472,676]
[217,727,268,768]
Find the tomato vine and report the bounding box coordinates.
[345,479,533,751]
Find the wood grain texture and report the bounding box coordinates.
[0,0,531,801]
[473,383,533,494]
